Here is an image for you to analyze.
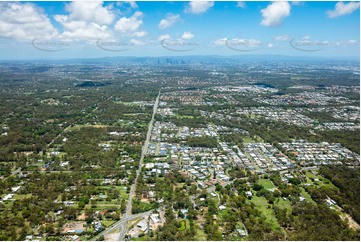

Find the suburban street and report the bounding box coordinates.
[119,91,160,240]
[92,92,160,241]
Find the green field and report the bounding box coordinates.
[250,196,281,230]
[242,135,263,144]
[67,124,109,131]
[102,220,116,227]
[275,198,292,213]
[257,179,276,190]
[194,225,207,241]
[115,186,129,199]
[305,171,315,179]
[300,187,316,205]
[14,194,32,200]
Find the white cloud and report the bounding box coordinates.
[274,35,290,41]
[54,1,115,41]
[115,11,143,35]
[327,2,360,18]
[130,38,145,46]
[291,1,304,6]
[347,39,358,45]
[65,1,115,25]
[124,1,138,9]
[132,31,147,38]
[182,31,195,40]
[0,2,58,40]
[185,1,214,14]
[267,43,274,48]
[158,13,181,29]
[54,15,112,40]
[212,38,227,46]
[260,1,291,27]
[158,34,171,41]
[236,2,246,8]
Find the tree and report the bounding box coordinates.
[253,183,263,191]
[78,201,85,209]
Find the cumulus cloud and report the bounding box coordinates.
[54,1,115,41]
[55,16,112,40]
[115,11,143,35]
[267,43,274,48]
[181,31,195,40]
[64,1,115,25]
[158,13,181,29]
[185,1,214,14]
[158,34,171,41]
[260,1,291,27]
[132,31,147,38]
[0,2,58,40]
[327,1,360,18]
[236,2,246,8]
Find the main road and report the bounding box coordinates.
[93,91,160,241]
[119,91,160,239]
[92,211,151,241]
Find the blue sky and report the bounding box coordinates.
[0,1,359,59]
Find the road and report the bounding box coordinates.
[92,211,151,241]
[124,92,160,217]
[94,92,160,241]
[119,92,160,240]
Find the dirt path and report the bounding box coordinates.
[336,205,359,230]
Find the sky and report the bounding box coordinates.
[0,0,359,60]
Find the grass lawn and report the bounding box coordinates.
[178,220,186,231]
[304,176,313,184]
[127,217,143,229]
[275,198,292,213]
[86,204,119,210]
[14,194,32,200]
[300,187,317,205]
[194,226,207,240]
[133,200,157,213]
[242,136,256,144]
[102,220,116,227]
[68,124,109,131]
[115,101,139,106]
[118,186,129,199]
[257,179,276,190]
[131,235,153,241]
[305,171,315,179]
[218,208,229,220]
[320,178,339,191]
[250,196,281,230]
